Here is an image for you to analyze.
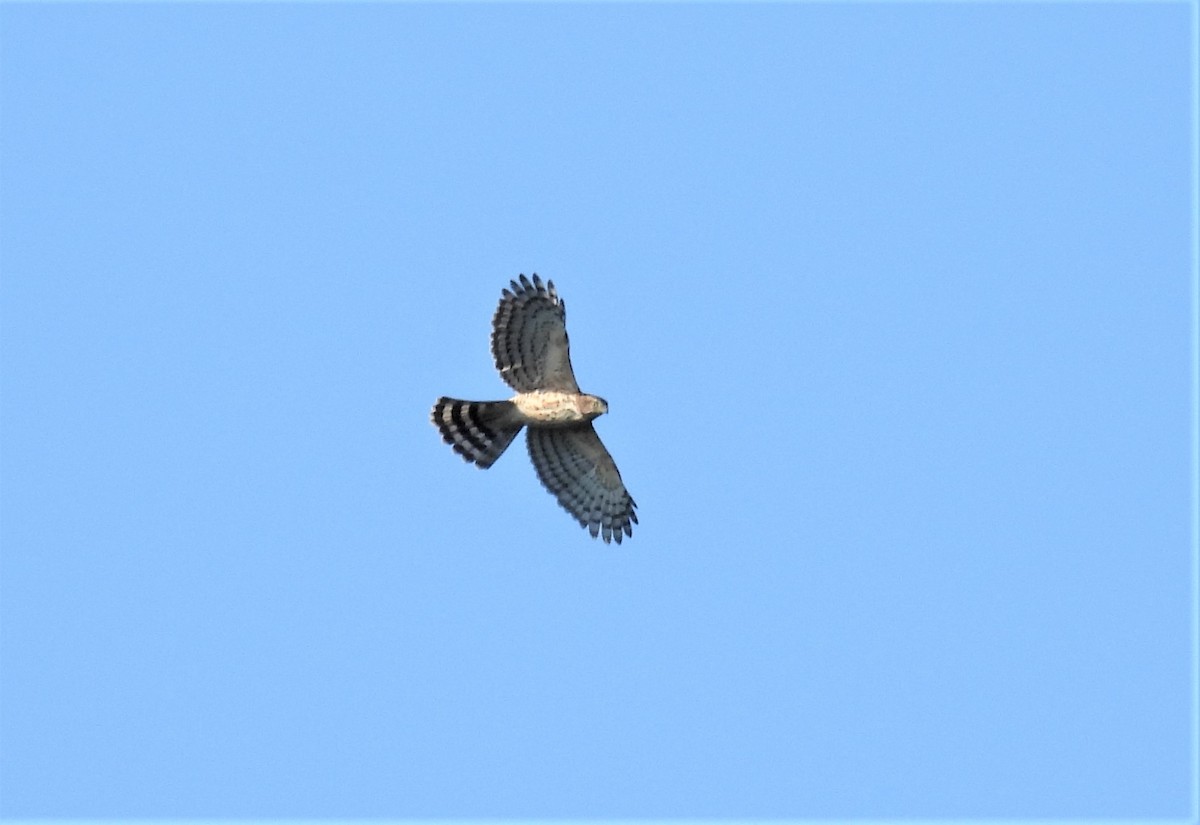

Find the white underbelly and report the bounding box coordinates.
[512,391,586,425]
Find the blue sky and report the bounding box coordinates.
[0,2,1194,819]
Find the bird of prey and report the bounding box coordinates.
[431,274,637,544]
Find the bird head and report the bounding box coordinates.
[582,395,608,419]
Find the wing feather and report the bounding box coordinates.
[491,274,580,392]
[526,424,637,544]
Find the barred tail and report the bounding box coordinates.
[430,397,523,469]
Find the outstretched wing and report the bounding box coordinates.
[526,424,637,544]
[491,274,580,393]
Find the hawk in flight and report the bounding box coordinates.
[431,274,637,544]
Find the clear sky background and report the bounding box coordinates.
[0,2,1194,819]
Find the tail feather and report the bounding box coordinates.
[431,398,522,468]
